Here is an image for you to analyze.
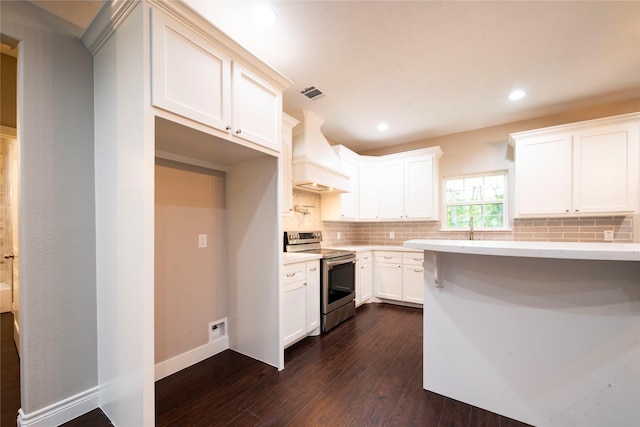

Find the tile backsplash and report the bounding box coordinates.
[321,216,634,246]
[284,190,635,245]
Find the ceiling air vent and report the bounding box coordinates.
[300,86,325,100]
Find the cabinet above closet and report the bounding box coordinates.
[150,6,289,153]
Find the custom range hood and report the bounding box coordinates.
[292,110,350,192]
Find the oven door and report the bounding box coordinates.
[322,255,356,314]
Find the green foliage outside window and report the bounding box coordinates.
[444,173,507,229]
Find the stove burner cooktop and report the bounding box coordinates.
[284,230,354,259]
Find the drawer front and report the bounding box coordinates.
[358,251,373,265]
[283,263,306,285]
[402,252,424,265]
[375,251,402,264]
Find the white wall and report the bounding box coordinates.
[0,0,97,416]
[93,3,155,425]
[154,160,228,363]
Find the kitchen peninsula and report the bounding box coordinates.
[403,239,640,427]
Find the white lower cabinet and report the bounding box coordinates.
[355,251,373,306]
[374,251,424,304]
[282,260,320,348]
[305,262,320,332]
[402,253,425,304]
[374,252,403,300]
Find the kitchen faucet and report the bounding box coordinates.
[469,217,474,240]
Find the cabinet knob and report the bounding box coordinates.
[565,209,570,212]
[303,282,307,286]
[225,125,232,132]
[235,129,242,135]
[575,209,579,212]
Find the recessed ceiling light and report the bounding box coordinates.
[508,89,526,101]
[253,5,277,27]
[377,123,389,132]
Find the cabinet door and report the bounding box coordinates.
[232,63,282,151]
[339,155,359,219]
[515,134,572,216]
[405,155,436,219]
[305,262,320,333]
[359,260,373,304]
[282,281,306,347]
[403,265,424,304]
[151,9,231,130]
[573,122,639,214]
[359,161,380,220]
[378,159,404,219]
[374,263,402,300]
[281,114,299,214]
[355,252,373,306]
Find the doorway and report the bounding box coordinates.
[1,35,21,426]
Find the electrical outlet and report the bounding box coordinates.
[389,231,394,240]
[604,230,614,241]
[198,234,207,248]
[208,320,226,342]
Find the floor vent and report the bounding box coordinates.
[300,86,325,100]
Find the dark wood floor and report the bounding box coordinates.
[29,304,531,426]
[1,312,21,427]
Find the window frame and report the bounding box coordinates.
[441,170,509,231]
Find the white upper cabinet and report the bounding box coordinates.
[231,63,282,150]
[512,113,640,217]
[323,146,442,222]
[573,123,638,214]
[405,154,436,219]
[151,9,231,131]
[378,159,404,219]
[514,133,573,216]
[373,148,443,221]
[281,114,299,214]
[358,158,381,220]
[151,9,284,152]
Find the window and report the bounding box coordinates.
[443,172,507,230]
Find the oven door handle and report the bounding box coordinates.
[325,257,356,269]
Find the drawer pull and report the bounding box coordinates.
[414,268,423,273]
[285,272,296,277]
[384,256,392,259]
[309,267,317,272]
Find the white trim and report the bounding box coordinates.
[154,336,229,381]
[155,150,229,172]
[17,387,99,427]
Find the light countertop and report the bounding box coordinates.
[324,245,421,253]
[403,239,640,262]
[283,252,322,265]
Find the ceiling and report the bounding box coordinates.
[30,0,640,154]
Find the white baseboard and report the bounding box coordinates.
[155,336,229,381]
[17,386,99,427]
